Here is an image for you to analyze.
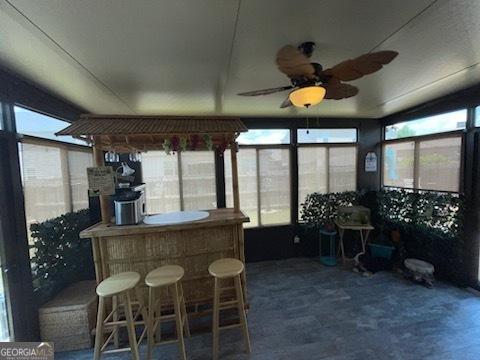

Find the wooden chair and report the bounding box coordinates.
[145,265,190,360]
[209,258,251,360]
[93,271,147,360]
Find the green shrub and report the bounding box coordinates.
[30,209,96,305]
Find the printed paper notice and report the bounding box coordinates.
[87,166,115,196]
[365,152,377,172]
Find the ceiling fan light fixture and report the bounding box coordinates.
[289,86,326,108]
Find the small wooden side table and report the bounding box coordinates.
[334,220,374,264]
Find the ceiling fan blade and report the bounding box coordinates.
[237,85,293,96]
[276,45,315,78]
[324,82,359,100]
[323,50,398,81]
[280,96,293,108]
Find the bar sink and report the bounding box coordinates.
[143,211,209,225]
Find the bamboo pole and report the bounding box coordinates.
[93,145,112,224]
[230,143,240,213]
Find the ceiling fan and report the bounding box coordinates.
[238,42,398,108]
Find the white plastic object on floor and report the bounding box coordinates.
[404,258,434,275]
[143,211,209,225]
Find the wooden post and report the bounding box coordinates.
[93,146,112,224]
[230,143,240,213]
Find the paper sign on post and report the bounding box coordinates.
[365,152,377,172]
[87,166,115,196]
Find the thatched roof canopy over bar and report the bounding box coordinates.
[56,114,247,152]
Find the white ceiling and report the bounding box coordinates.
[1,0,480,118]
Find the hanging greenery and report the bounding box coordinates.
[300,191,362,226]
[377,187,464,238]
[376,188,466,284]
[30,209,96,305]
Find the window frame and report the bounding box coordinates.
[381,130,465,194]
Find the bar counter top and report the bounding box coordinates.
[80,208,249,238]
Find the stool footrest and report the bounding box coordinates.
[219,323,242,331]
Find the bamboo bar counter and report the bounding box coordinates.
[57,115,249,313]
[80,208,249,308]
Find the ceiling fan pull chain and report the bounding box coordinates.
[306,113,310,134]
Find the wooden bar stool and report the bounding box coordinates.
[145,265,190,360]
[93,271,147,360]
[209,258,251,360]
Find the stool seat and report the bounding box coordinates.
[209,258,244,279]
[145,265,184,287]
[96,272,140,297]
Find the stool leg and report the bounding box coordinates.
[147,287,155,360]
[212,277,220,360]
[134,286,149,344]
[93,296,105,360]
[124,291,140,360]
[111,295,120,348]
[179,283,190,337]
[173,283,187,360]
[155,287,162,342]
[234,275,251,353]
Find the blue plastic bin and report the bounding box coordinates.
[369,243,395,259]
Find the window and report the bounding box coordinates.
[68,150,94,211]
[298,146,357,209]
[385,109,467,140]
[225,149,258,227]
[383,142,415,188]
[225,148,291,227]
[297,128,357,143]
[237,129,290,145]
[142,151,181,214]
[329,147,357,192]
[181,152,216,210]
[141,151,216,214]
[382,135,462,192]
[18,142,92,240]
[476,106,480,127]
[418,137,462,192]
[14,106,87,145]
[258,149,290,225]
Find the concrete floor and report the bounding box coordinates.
[58,258,480,359]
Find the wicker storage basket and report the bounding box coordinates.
[39,281,97,352]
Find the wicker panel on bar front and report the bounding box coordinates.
[102,226,238,306]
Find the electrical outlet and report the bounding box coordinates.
[294,235,300,244]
